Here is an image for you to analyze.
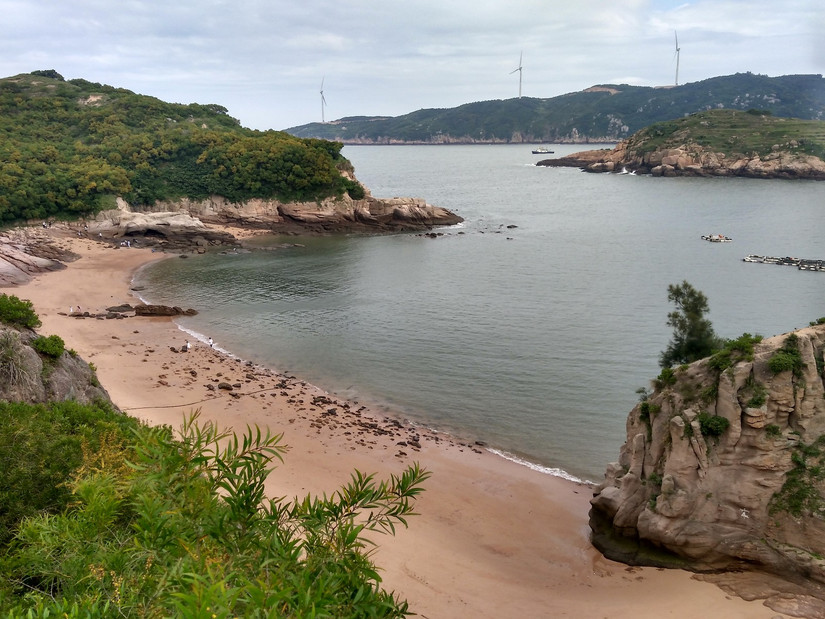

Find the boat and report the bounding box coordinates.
[701,234,732,243]
[532,147,554,154]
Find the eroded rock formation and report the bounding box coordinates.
[0,326,110,404]
[591,325,825,590]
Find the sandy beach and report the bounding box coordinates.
[8,224,786,618]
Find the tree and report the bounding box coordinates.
[659,280,721,368]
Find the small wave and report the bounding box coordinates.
[486,448,592,485]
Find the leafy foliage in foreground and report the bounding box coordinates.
[0,71,361,223]
[0,411,429,617]
[0,400,139,548]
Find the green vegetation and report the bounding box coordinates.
[707,333,763,372]
[626,109,825,161]
[660,281,723,368]
[0,294,41,329]
[31,334,65,358]
[0,410,428,616]
[0,71,362,224]
[770,434,825,518]
[286,73,825,144]
[697,412,730,437]
[654,367,677,389]
[768,334,806,377]
[810,317,825,326]
[745,377,767,408]
[0,400,138,548]
[765,424,783,439]
[0,331,34,389]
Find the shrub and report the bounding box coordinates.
[0,294,41,329]
[31,334,65,358]
[0,400,138,548]
[765,424,782,439]
[697,412,730,437]
[768,334,805,377]
[707,333,763,372]
[0,412,428,616]
[0,331,34,389]
[809,317,825,326]
[655,367,677,389]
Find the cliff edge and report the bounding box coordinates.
[590,324,825,606]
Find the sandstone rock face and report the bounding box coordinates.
[117,190,463,234]
[0,327,111,404]
[590,325,825,585]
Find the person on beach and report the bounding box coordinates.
[185,340,191,352]
[208,337,213,348]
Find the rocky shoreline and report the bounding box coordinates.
[0,190,463,287]
[539,141,825,180]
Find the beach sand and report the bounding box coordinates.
[10,225,785,618]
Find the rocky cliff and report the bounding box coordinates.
[0,325,110,404]
[591,324,825,589]
[109,186,463,235]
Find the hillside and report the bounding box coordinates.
[285,73,825,144]
[538,109,825,180]
[0,70,364,224]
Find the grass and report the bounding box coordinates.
[628,110,825,159]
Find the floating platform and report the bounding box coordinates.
[743,255,825,271]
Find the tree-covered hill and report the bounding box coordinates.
[0,70,363,225]
[285,73,825,144]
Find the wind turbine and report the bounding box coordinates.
[510,52,523,98]
[673,31,681,86]
[320,77,327,123]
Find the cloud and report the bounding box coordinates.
[0,0,819,130]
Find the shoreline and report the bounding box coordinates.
[7,224,785,618]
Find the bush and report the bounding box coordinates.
[768,334,805,377]
[0,400,138,548]
[765,424,782,438]
[0,331,34,389]
[0,412,428,616]
[655,367,677,389]
[697,412,730,437]
[0,294,41,329]
[31,334,65,358]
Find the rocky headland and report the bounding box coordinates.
[539,141,825,179]
[0,188,462,286]
[538,109,825,180]
[590,323,825,615]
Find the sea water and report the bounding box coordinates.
[135,144,825,481]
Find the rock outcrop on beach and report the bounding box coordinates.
[0,229,75,287]
[590,324,825,598]
[0,325,110,404]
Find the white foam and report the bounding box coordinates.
[486,448,592,485]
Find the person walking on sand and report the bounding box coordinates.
[208,337,213,348]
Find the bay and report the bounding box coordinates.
[135,144,825,480]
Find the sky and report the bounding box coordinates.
[1,0,822,131]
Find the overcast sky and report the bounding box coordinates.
[2,1,822,131]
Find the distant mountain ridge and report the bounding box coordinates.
[285,73,825,144]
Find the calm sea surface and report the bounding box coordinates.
[135,144,825,481]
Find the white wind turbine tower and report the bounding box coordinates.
[510,52,523,98]
[673,31,681,86]
[320,77,327,123]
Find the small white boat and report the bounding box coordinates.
[701,234,732,243]
[532,147,554,154]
